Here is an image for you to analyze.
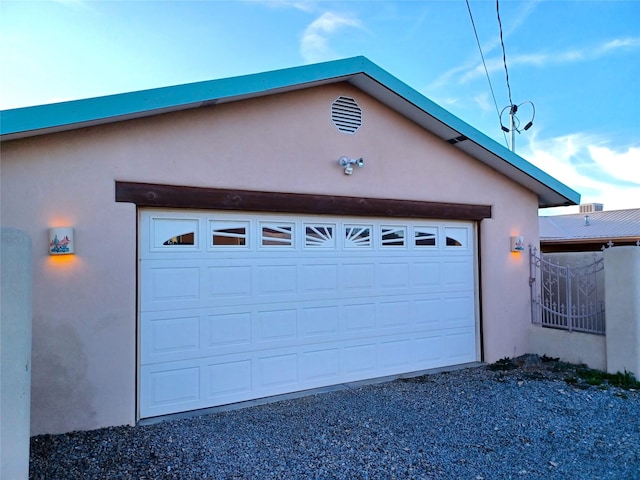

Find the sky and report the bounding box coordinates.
[1,0,639,214]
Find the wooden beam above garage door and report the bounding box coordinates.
[116,181,492,221]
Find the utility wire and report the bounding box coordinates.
[465,0,509,147]
[496,0,514,110]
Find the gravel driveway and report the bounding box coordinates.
[30,356,639,479]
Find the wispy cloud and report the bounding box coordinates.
[300,12,363,63]
[598,37,640,53]
[480,0,541,54]
[472,92,492,113]
[434,0,541,95]
[522,133,640,211]
[588,144,640,186]
[250,0,317,13]
[456,36,640,84]
[50,0,94,11]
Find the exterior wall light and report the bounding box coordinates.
[510,235,525,252]
[49,227,74,255]
[338,156,364,175]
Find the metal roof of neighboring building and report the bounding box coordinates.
[540,208,640,243]
[0,56,580,208]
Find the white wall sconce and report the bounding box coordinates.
[510,235,525,252]
[338,156,364,175]
[49,227,74,255]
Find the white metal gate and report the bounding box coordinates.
[529,246,605,335]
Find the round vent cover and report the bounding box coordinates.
[331,96,362,134]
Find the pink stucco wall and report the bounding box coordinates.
[1,82,539,434]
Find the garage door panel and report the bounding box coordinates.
[144,266,201,304]
[208,265,252,297]
[142,258,471,312]
[342,262,376,290]
[413,297,443,325]
[206,359,252,397]
[208,312,252,348]
[378,262,410,289]
[142,295,475,366]
[301,348,340,381]
[257,264,297,295]
[411,261,441,287]
[443,295,476,327]
[257,353,298,389]
[380,339,412,368]
[141,362,203,417]
[257,308,298,341]
[148,367,200,405]
[414,334,443,363]
[342,302,377,332]
[300,305,339,337]
[343,343,377,374]
[141,327,478,418]
[378,300,411,328]
[301,263,339,292]
[140,211,478,419]
[443,260,474,288]
[141,313,201,364]
[442,329,477,363]
[141,261,206,311]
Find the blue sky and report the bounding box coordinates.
[2,0,638,213]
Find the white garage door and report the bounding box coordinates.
[139,209,478,418]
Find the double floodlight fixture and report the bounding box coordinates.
[338,156,364,175]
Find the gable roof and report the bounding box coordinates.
[540,208,640,243]
[0,56,579,208]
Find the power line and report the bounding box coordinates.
[495,0,535,152]
[465,0,509,147]
[496,0,513,110]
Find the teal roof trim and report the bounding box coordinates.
[0,56,579,208]
[0,57,368,138]
[344,60,579,206]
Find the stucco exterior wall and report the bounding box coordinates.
[1,82,539,434]
[528,325,607,371]
[604,246,640,376]
[1,228,33,480]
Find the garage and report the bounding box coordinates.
[139,209,478,418]
[2,56,581,434]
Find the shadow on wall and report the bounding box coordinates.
[31,321,97,435]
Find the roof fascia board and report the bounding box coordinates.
[0,57,369,141]
[346,63,580,207]
[0,55,579,207]
[541,237,640,244]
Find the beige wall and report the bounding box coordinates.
[1,228,33,479]
[528,325,607,371]
[604,246,640,376]
[1,83,539,434]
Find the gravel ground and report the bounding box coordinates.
[30,355,640,479]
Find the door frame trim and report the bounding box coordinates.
[125,181,490,420]
[116,181,492,221]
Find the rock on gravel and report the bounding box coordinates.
[29,356,640,479]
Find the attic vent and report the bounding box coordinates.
[331,96,362,134]
[447,135,468,145]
